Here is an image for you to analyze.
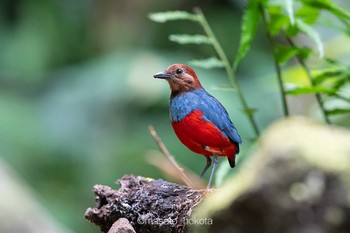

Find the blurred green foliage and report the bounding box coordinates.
[0,0,349,233]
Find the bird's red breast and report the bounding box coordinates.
[171,110,238,162]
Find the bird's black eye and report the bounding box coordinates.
[176,68,183,75]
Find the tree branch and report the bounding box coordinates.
[85,175,207,233]
[148,125,195,187]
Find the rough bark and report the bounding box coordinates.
[85,175,206,233]
[107,218,135,233]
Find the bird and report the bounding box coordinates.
[154,64,242,189]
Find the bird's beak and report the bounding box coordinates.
[153,72,172,79]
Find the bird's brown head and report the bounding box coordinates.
[154,64,203,97]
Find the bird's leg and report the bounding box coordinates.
[206,154,218,190]
[200,156,212,178]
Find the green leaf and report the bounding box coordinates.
[265,3,297,35]
[301,0,350,35]
[268,13,290,35]
[285,24,300,37]
[275,45,311,64]
[296,19,324,58]
[148,11,199,23]
[302,0,350,21]
[295,5,320,24]
[332,73,350,90]
[189,57,225,69]
[313,69,344,84]
[325,58,345,67]
[233,0,261,70]
[169,34,212,45]
[285,84,335,95]
[326,108,350,115]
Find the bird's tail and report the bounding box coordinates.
[228,142,240,168]
[228,157,236,168]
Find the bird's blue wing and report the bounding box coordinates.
[196,90,242,144]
